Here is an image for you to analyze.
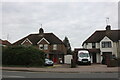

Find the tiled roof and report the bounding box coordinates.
[0,39,11,45]
[83,30,120,45]
[13,33,64,45]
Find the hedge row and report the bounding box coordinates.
[2,46,45,66]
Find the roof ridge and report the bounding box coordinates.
[30,32,53,35]
[13,32,64,45]
[96,30,105,32]
[96,29,120,32]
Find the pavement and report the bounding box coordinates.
[1,64,119,73]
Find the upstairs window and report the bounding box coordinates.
[92,43,96,48]
[44,44,48,50]
[39,44,48,50]
[39,44,43,50]
[102,41,112,48]
[53,44,57,50]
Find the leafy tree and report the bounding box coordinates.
[63,36,72,55]
[2,45,45,66]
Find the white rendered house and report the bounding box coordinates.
[82,25,120,64]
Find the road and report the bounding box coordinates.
[2,70,119,78]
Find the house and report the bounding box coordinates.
[81,25,120,64]
[0,39,11,47]
[13,28,67,63]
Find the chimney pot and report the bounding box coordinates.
[106,25,111,30]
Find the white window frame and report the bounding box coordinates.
[53,44,57,50]
[44,44,48,50]
[101,41,112,48]
[39,44,43,50]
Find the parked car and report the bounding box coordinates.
[45,58,54,66]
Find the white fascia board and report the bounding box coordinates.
[21,38,33,45]
[100,36,113,42]
[37,37,50,44]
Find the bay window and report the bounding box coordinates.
[102,41,112,48]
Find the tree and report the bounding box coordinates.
[63,36,72,55]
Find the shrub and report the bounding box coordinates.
[2,45,45,66]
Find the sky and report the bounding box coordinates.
[1,0,119,50]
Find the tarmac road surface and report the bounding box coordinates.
[2,70,119,78]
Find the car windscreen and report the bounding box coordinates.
[79,53,89,57]
[45,59,49,61]
[45,59,52,62]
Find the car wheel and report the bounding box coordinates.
[88,62,91,65]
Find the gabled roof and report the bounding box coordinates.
[13,33,64,45]
[82,30,120,45]
[0,39,11,45]
[37,37,50,44]
[21,38,33,45]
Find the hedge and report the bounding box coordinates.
[2,46,45,66]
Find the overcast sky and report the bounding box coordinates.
[1,1,119,49]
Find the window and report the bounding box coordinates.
[44,44,48,50]
[53,44,57,50]
[92,43,96,48]
[39,44,43,50]
[102,41,112,48]
[79,53,89,57]
[39,44,48,50]
[86,43,88,45]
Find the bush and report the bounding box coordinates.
[2,46,45,66]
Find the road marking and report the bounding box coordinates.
[3,75,25,78]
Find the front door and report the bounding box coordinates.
[53,55,58,63]
[92,53,96,63]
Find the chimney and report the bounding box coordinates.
[39,28,44,34]
[39,24,44,34]
[106,25,111,30]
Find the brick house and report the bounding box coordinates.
[0,39,11,47]
[81,25,120,64]
[13,28,67,63]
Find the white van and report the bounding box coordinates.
[77,50,91,65]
